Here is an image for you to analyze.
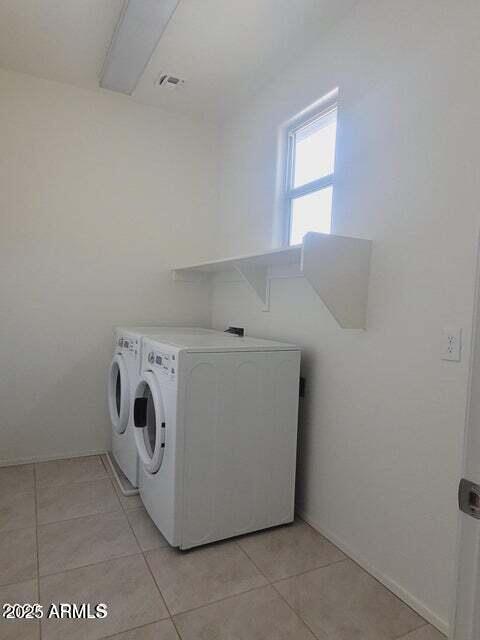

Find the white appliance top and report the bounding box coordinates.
[117,326,217,337]
[146,330,298,353]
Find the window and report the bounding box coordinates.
[285,97,338,245]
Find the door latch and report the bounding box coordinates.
[459,478,480,519]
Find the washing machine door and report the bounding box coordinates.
[108,354,130,435]
[133,372,166,474]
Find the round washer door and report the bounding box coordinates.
[133,372,166,474]
[108,354,130,435]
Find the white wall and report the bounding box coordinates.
[211,0,480,631]
[0,69,218,464]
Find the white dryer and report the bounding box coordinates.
[133,330,301,549]
[107,326,216,488]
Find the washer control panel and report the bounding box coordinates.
[147,350,176,379]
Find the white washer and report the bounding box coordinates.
[133,330,301,549]
[107,326,216,487]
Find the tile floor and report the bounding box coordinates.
[0,455,446,640]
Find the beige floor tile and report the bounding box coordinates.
[38,511,140,575]
[114,484,143,511]
[0,529,36,586]
[107,620,179,639]
[37,478,120,524]
[126,508,169,551]
[36,456,107,488]
[398,625,446,640]
[174,584,320,640]
[275,559,424,640]
[0,491,35,533]
[238,520,345,580]
[40,555,168,640]
[145,541,267,615]
[0,580,39,640]
[0,465,34,497]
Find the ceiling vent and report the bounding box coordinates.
[156,74,185,89]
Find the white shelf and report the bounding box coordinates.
[172,232,372,329]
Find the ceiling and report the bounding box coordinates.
[0,1,123,91]
[0,0,356,120]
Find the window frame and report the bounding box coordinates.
[283,96,338,246]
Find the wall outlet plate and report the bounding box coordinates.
[442,327,462,362]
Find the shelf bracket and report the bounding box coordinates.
[301,232,372,329]
[233,261,270,311]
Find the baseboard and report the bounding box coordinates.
[296,507,450,637]
[0,449,107,467]
[104,452,139,497]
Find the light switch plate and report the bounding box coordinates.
[442,327,462,362]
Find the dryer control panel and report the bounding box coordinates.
[147,349,177,380]
[117,336,139,358]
